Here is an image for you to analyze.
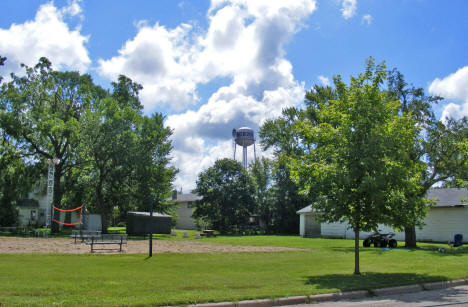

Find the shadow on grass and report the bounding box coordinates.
[329,245,468,257]
[415,246,468,257]
[328,247,416,253]
[305,272,446,292]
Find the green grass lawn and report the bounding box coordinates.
[1,234,468,306]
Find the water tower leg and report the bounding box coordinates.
[233,143,236,160]
[243,146,247,168]
[254,142,257,161]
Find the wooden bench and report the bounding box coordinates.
[0,227,18,234]
[71,230,102,243]
[87,234,127,252]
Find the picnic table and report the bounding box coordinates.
[201,230,216,237]
[71,230,102,243]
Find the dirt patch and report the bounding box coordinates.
[0,237,299,254]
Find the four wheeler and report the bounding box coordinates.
[362,231,397,248]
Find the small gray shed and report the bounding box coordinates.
[126,211,172,235]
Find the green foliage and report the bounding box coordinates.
[288,58,422,274]
[387,68,468,246]
[78,77,177,232]
[269,162,309,234]
[248,157,273,231]
[0,139,25,226]
[194,158,256,233]
[258,108,310,234]
[133,113,178,213]
[0,57,106,226]
[0,58,177,232]
[0,55,5,83]
[292,59,419,229]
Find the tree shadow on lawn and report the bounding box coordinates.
[305,272,446,292]
[329,246,468,257]
[327,247,417,254]
[414,245,468,256]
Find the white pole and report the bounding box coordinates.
[46,159,55,229]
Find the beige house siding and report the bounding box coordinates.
[417,207,468,242]
[175,202,197,230]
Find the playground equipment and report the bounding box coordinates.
[52,205,84,226]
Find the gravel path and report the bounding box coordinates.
[0,237,300,254]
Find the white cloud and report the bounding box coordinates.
[98,0,316,112]
[341,0,357,19]
[0,1,90,77]
[98,23,198,111]
[97,0,316,190]
[318,75,330,86]
[362,14,373,25]
[429,66,468,121]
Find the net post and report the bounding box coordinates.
[80,204,86,238]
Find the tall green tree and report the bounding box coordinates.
[0,57,104,232]
[289,59,420,274]
[78,76,177,232]
[259,107,311,234]
[248,157,273,232]
[79,95,139,232]
[387,70,468,247]
[132,113,178,214]
[0,128,37,226]
[194,158,255,234]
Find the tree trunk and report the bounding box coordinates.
[96,181,109,234]
[51,165,63,234]
[404,226,417,248]
[100,209,109,234]
[354,229,360,275]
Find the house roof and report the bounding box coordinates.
[296,188,468,214]
[426,188,468,207]
[17,199,39,208]
[172,193,202,202]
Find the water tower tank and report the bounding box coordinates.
[232,127,256,168]
[234,127,255,146]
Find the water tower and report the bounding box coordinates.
[232,127,256,168]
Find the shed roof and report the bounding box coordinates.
[127,211,172,218]
[17,199,39,208]
[426,188,468,207]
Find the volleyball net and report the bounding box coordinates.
[52,205,83,226]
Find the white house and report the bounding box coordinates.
[16,184,101,230]
[17,187,49,227]
[171,190,202,230]
[297,188,468,242]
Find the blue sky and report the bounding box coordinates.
[1,0,467,190]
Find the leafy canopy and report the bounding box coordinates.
[289,59,422,274]
[194,158,255,234]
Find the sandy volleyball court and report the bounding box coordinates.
[0,237,299,254]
